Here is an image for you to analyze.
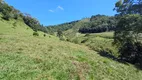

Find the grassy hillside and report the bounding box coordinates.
[1,19,142,80]
[70,32,118,56]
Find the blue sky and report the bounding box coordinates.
[5,0,117,26]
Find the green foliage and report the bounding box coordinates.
[0,2,22,20]
[66,38,70,41]
[57,30,63,39]
[114,14,142,66]
[79,15,117,33]
[23,15,47,33]
[46,20,79,34]
[114,14,142,46]
[33,31,39,36]
[43,34,46,37]
[114,0,142,15]
[47,15,117,35]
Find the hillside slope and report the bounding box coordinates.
[0,19,142,80]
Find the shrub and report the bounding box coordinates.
[33,31,39,36]
[66,38,70,42]
[43,34,46,37]
[2,13,11,20]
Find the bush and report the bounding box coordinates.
[33,31,39,36]
[2,13,11,20]
[43,34,46,37]
[66,38,71,42]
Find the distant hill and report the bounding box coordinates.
[46,14,117,39]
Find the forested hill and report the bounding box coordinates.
[0,1,47,33]
[46,15,117,34]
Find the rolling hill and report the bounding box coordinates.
[0,14,142,80]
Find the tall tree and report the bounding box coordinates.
[115,0,142,15]
[114,0,142,66]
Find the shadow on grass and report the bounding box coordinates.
[98,49,131,65]
[98,49,142,70]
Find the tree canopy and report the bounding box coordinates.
[114,0,142,67]
[114,0,142,15]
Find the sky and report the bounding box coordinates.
[5,0,117,26]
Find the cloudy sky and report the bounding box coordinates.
[5,0,117,26]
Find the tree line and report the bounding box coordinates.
[79,15,117,33]
[46,20,79,34]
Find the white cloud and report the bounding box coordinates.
[49,6,64,13]
[49,10,54,12]
[57,6,64,10]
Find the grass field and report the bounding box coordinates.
[1,19,142,80]
[70,32,118,57]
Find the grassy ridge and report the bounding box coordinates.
[0,19,142,80]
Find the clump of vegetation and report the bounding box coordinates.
[33,31,39,36]
[57,30,66,40]
[66,38,71,42]
[43,34,46,37]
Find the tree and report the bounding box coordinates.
[114,0,142,67]
[113,14,142,66]
[57,30,63,38]
[114,14,142,46]
[114,0,142,15]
